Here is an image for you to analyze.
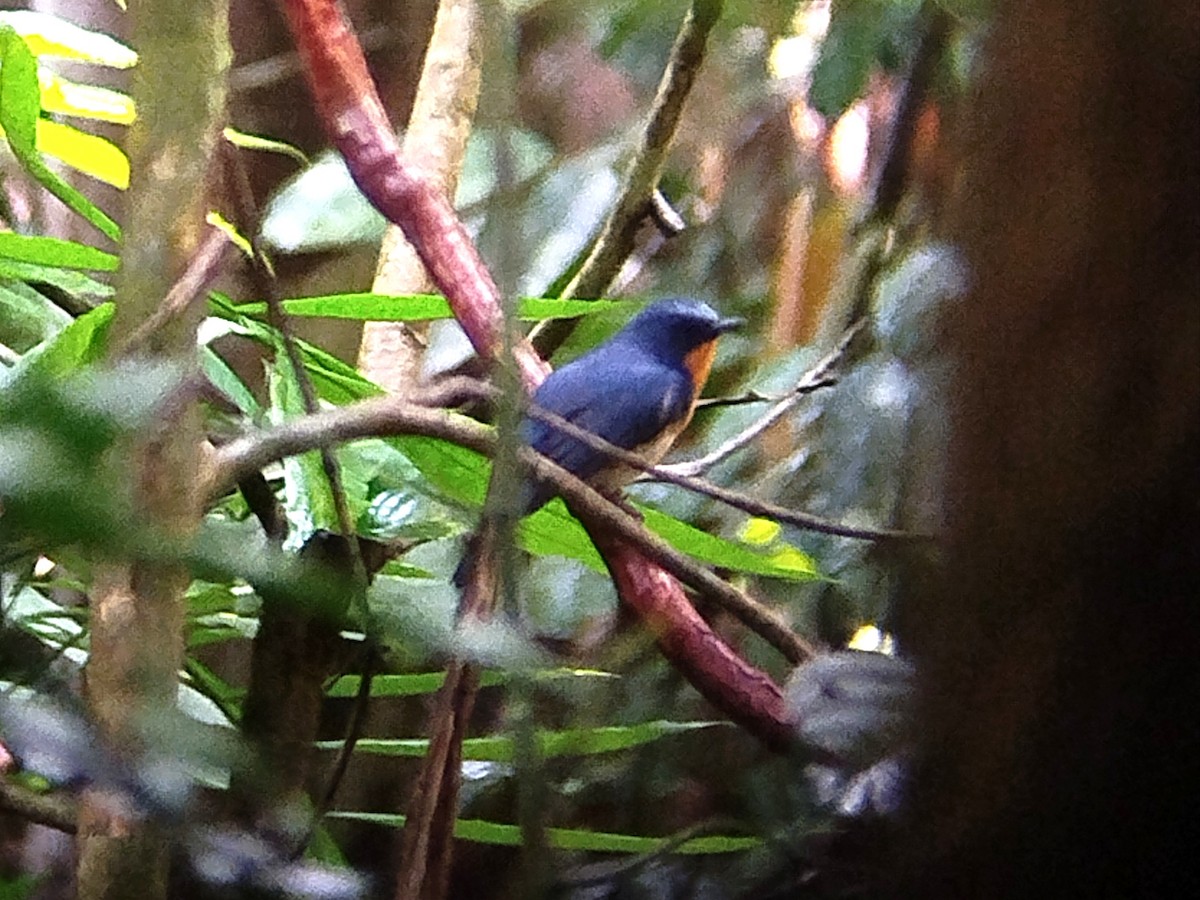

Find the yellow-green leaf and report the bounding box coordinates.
[0,10,137,68]
[35,119,129,189]
[38,69,135,124]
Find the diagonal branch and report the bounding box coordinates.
[278,0,548,388]
[532,0,725,356]
[206,392,816,663]
[667,319,867,478]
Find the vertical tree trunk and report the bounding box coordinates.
[892,1,1200,897]
[75,2,230,898]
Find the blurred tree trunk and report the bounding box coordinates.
[75,1,230,898]
[892,1,1200,897]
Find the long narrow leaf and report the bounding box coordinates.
[0,232,118,271]
[0,27,120,240]
[316,720,726,762]
[326,813,762,854]
[36,119,130,189]
[38,70,136,124]
[0,11,137,67]
[231,294,629,322]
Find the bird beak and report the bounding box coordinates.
[716,316,744,334]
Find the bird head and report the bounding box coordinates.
[611,297,743,367]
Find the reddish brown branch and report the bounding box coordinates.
[595,535,796,752]
[278,0,547,387]
[277,0,795,755]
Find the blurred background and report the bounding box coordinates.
[1,1,984,897]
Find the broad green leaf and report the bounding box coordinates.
[809,0,921,119]
[0,27,120,240]
[318,719,726,762]
[326,671,505,699]
[0,232,118,271]
[643,509,822,581]
[0,11,137,67]
[38,69,135,124]
[223,126,308,166]
[519,499,605,571]
[0,258,114,302]
[326,813,762,854]
[36,119,129,188]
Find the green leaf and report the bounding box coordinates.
[0,11,137,67]
[519,499,606,572]
[199,346,261,418]
[208,292,385,405]
[0,26,120,240]
[809,1,880,118]
[319,719,727,762]
[327,671,504,699]
[230,293,630,322]
[0,281,71,353]
[36,119,129,189]
[268,347,339,539]
[38,69,135,124]
[642,509,822,581]
[18,302,113,377]
[0,232,118,271]
[326,813,762,854]
[326,667,614,698]
[223,126,308,166]
[809,0,922,119]
[0,258,114,302]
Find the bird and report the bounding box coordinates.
[455,297,742,586]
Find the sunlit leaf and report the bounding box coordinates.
[739,517,781,546]
[222,126,308,166]
[34,119,129,188]
[643,508,822,581]
[204,211,254,258]
[0,10,137,67]
[0,26,120,240]
[38,69,135,124]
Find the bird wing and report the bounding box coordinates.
[522,353,693,484]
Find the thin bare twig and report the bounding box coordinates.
[665,319,866,478]
[116,224,234,357]
[531,0,724,355]
[562,0,723,300]
[523,394,926,543]
[204,390,813,662]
